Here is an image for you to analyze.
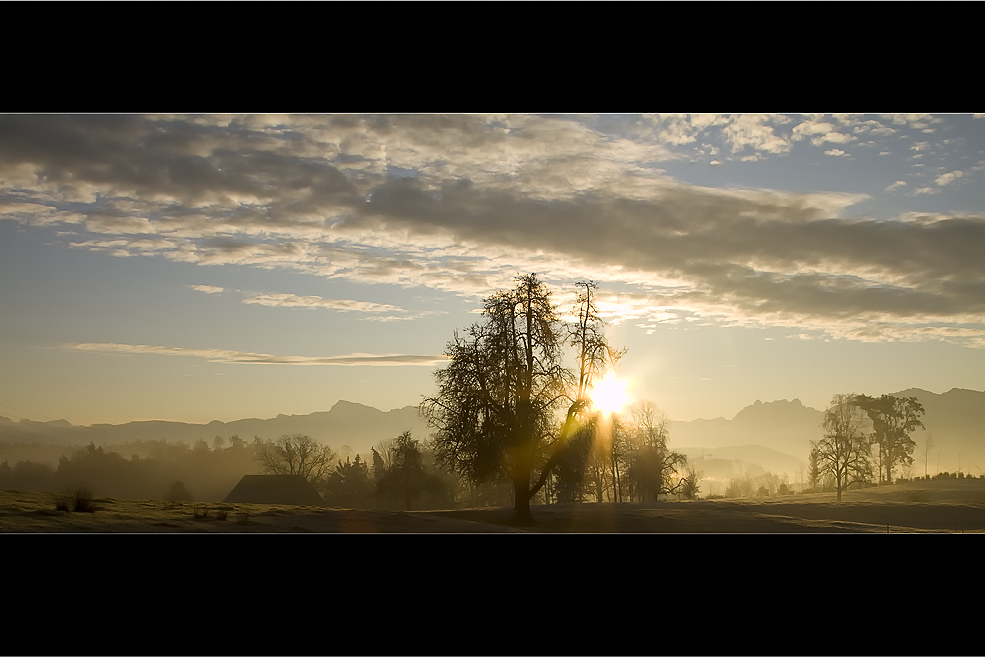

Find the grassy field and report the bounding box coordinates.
[3,478,984,533]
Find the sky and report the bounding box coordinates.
[2,113,984,427]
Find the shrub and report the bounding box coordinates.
[55,486,99,513]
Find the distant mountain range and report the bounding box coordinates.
[670,388,985,478]
[2,388,982,480]
[0,400,431,458]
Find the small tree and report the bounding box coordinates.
[679,464,702,500]
[807,446,821,492]
[324,455,373,508]
[164,480,193,502]
[375,431,446,511]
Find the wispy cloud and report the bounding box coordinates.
[242,293,404,314]
[190,284,224,294]
[63,342,448,366]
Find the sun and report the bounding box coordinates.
[589,372,631,415]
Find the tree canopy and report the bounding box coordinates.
[856,394,924,485]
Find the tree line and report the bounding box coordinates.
[255,431,453,510]
[0,433,454,510]
[0,437,259,503]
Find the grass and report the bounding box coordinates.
[4,478,984,533]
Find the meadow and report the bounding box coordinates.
[2,478,984,533]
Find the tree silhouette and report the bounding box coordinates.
[807,445,821,492]
[622,400,689,501]
[813,394,873,502]
[856,395,925,485]
[324,455,372,508]
[374,431,444,510]
[255,434,336,488]
[421,275,620,522]
[165,479,193,502]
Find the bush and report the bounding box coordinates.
[56,486,97,513]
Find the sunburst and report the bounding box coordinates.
[589,372,631,415]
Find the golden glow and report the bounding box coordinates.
[589,373,632,415]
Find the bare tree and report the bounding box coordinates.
[923,433,934,479]
[255,434,336,487]
[813,394,873,502]
[622,400,689,502]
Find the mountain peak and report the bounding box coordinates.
[330,400,382,415]
[732,398,815,421]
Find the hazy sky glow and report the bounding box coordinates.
[2,114,984,426]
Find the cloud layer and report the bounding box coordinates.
[3,114,984,347]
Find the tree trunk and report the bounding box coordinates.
[512,447,534,524]
[513,474,533,523]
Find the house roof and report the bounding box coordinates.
[223,474,326,506]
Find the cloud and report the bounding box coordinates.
[935,170,964,186]
[719,114,792,155]
[190,285,224,294]
[63,342,448,366]
[242,292,403,313]
[792,115,855,147]
[238,292,443,321]
[3,114,984,348]
[824,149,847,157]
[885,181,906,192]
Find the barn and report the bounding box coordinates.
[223,475,326,506]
